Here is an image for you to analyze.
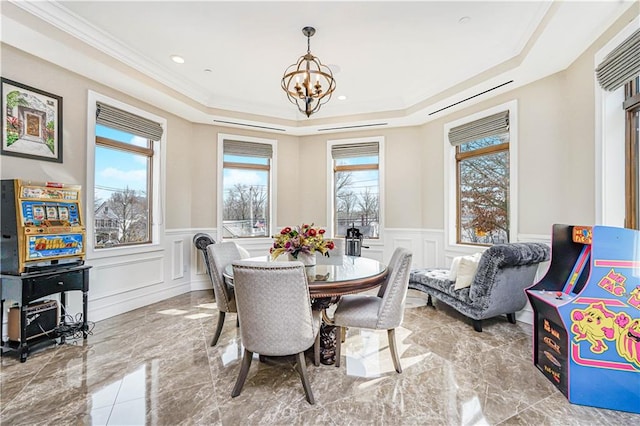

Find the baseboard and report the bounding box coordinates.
[516,308,534,325]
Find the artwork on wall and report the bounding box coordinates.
[1,78,63,163]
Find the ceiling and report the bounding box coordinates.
[1,1,636,135]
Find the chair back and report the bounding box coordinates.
[376,248,413,329]
[206,242,243,313]
[193,233,215,283]
[232,261,318,356]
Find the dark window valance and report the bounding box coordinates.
[96,101,164,141]
[448,111,509,146]
[596,28,640,92]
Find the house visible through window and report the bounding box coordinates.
[330,140,380,238]
[93,101,162,249]
[450,110,510,245]
[221,139,272,238]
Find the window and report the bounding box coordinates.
[218,135,274,238]
[446,104,516,247]
[329,138,382,238]
[87,92,165,252]
[624,76,640,229]
[595,25,639,228]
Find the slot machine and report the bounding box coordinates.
[0,179,90,362]
[1,179,85,274]
[526,224,640,414]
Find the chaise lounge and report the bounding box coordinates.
[408,242,550,331]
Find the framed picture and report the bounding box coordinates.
[1,78,63,163]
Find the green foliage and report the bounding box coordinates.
[5,90,28,110]
[6,132,18,146]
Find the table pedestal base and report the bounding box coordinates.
[319,323,337,365]
[312,296,340,365]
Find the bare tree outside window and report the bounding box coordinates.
[334,154,380,238]
[109,188,149,242]
[94,124,153,248]
[457,135,510,245]
[222,150,270,238]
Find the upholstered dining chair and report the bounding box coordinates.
[333,247,413,373]
[230,260,321,404]
[193,233,215,296]
[206,241,249,347]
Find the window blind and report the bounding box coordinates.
[596,28,640,92]
[331,142,379,159]
[96,102,164,141]
[223,140,273,158]
[448,111,509,146]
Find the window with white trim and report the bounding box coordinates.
[445,103,517,247]
[329,138,382,238]
[218,135,274,239]
[91,98,164,250]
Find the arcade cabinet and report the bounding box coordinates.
[526,224,640,414]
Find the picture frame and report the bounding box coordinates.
[1,78,63,163]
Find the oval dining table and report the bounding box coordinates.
[223,254,389,364]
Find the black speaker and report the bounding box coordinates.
[8,300,59,342]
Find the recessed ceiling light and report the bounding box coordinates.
[458,16,471,24]
[338,95,347,101]
[170,55,185,64]
[204,68,213,73]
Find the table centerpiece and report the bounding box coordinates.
[270,224,335,266]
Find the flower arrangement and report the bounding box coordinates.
[270,224,335,260]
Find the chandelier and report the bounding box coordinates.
[281,26,336,118]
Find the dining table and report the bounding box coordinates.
[223,254,389,364]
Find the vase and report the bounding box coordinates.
[288,252,316,266]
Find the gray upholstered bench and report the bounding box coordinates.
[409,242,550,331]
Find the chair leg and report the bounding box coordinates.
[295,352,315,404]
[506,313,516,324]
[473,319,483,332]
[231,348,254,397]
[388,329,402,373]
[335,326,343,368]
[426,294,434,307]
[314,332,320,367]
[211,311,226,346]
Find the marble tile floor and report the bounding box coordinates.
[1,290,639,426]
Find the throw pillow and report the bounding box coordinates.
[448,252,482,281]
[448,256,463,281]
[454,254,482,290]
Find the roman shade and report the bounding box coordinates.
[595,28,640,92]
[448,111,509,146]
[96,101,164,141]
[223,140,272,158]
[331,142,379,159]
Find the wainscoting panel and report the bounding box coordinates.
[172,239,184,280]
[90,255,165,299]
[422,239,438,268]
[87,229,195,322]
[383,228,444,268]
